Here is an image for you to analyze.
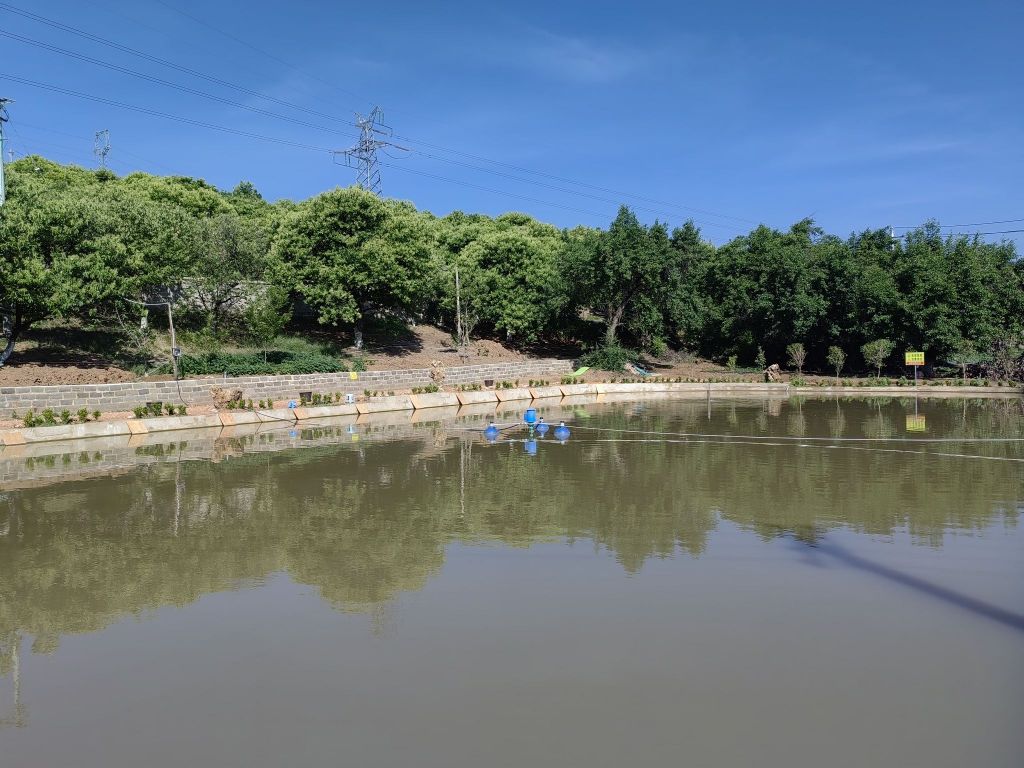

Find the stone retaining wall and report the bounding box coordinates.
[0,359,573,414]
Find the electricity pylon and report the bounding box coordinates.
[332,107,407,195]
[0,98,12,207]
[93,129,110,169]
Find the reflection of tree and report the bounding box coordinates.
[0,398,1020,662]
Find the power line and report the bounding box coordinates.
[943,229,1024,237]
[1,1,754,229]
[379,161,633,221]
[0,29,358,140]
[406,146,740,232]
[892,217,1024,229]
[150,0,373,107]
[0,74,335,152]
[9,119,177,173]
[391,132,759,227]
[0,3,349,125]
[1,74,651,223]
[98,2,754,227]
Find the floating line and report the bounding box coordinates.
[568,438,1024,464]
[566,424,1024,444]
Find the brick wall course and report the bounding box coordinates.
[0,359,572,414]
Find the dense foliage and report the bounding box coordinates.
[1,156,1022,373]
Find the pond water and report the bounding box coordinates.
[1,397,1023,767]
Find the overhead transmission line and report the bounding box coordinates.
[404,147,739,231]
[0,74,335,152]
[941,229,1024,236]
[378,162,633,221]
[150,0,374,107]
[892,217,1024,229]
[0,3,348,124]
[0,29,359,140]
[9,119,177,172]
[389,132,758,226]
[0,75,630,221]
[0,0,752,227]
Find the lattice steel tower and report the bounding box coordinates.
[332,107,406,195]
[0,98,12,208]
[93,129,110,169]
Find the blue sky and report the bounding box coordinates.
[1,0,1021,246]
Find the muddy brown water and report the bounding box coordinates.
[1,397,1022,767]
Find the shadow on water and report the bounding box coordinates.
[785,533,1024,634]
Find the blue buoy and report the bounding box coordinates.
[287,400,298,409]
[288,429,298,438]
[524,408,538,425]
[554,421,570,442]
[484,422,500,441]
[524,439,538,456]
[536,418,550,436]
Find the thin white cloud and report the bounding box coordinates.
[494,28,659,84]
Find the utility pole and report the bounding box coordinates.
[331,107,407,195]
[93,129,110,169]
[0,98,12,208]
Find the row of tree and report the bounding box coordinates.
[1,156,1022,371]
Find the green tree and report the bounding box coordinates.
[950,338,975,382]
[568,206,670,348]
[693,220,828,364]
[449,213,566,343]
[786,342,806,373]
[861,338,894,377]
[272,188,432,348]
[0,158,194,365]
[244,286,291,362]
[664,220,714,349]
[188,213,272,334]
[826,345,846,382]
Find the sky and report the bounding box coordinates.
[1,0,1022,247]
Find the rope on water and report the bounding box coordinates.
[564,437,1024,464]
[565,423,1024,444]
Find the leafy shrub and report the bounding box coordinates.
[93,410,101,421]
[77,408,90,423]
[40,409,57,426]
[785,342,806,373]
[168,351,348,377]
[579,344,637,372]
[60,409,73,424]
[133,406,147,419]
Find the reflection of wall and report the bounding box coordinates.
[0,398,1020,658]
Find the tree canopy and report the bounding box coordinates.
[1,156,1021,372]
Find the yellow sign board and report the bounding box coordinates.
[906,415,926,432]
[905,351,925,366]
[349,371,359,380]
